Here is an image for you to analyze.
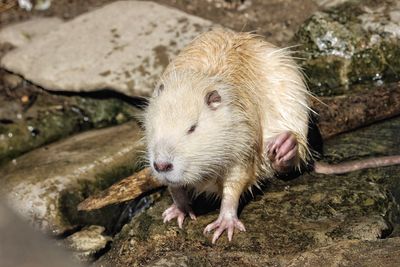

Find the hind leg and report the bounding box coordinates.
[266,131,298,173]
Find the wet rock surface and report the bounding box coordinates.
[0,121,144,235]
[294,0,400,96]
[0,1,213,97]
[98,116,400,266]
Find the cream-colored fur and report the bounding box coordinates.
[159,28,309,182]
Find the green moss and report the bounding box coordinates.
[0,92,139,165]
[349,47,386,83]
[382,40,400,81]
[301,56,350,95]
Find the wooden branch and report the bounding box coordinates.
[77,168,163,211]
[312,82,400,139]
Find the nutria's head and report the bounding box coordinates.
[144,70,248,187]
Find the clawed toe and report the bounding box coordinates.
[267,131,298,172]
[204,216,246,244]
[162,204,196,229]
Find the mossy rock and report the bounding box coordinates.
[293,1,400,96]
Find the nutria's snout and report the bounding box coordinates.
[150,146,185,185]
[153,161,173,173]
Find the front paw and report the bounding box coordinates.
[203,215,246,244]
[162,204,196,229]
[267,131,298,172]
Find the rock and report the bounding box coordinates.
[286,238,400,267]
[98,116,400,266]
[313,0,353,9]
[63,225,112,262]
[2,73,23,89]
[0,83,139,164]
[0,17,63,47]
[0,121,144,235]
[323,115,400,237]
[0,201,83,267]
[294,0,400,96]
[0,1,214,97]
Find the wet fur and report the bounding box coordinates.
[144,28,311,197]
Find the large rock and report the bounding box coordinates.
[294,0,400,96]
[0,17,63,47]
[98,116,400,266]
[0,121,144,235]
[63,225,112,262]
[0,1,214,97]
[323,115,400,238]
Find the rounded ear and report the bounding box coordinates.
[205,90,221,110]
[152,83,164,97]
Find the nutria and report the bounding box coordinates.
[143,28,400,243]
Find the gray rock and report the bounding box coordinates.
[0,17,63,47]
[294,0,400,96]
[64,225,112,262]
[313,0,353,9]
[0,121,144,235]
[0,1,214,97]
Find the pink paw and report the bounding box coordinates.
[203,215,246,244]
[267,131,298,172]
[162,204,196,229]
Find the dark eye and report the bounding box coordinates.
[187,124,197,134]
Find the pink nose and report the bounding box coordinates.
[153,161,173,173]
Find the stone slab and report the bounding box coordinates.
[0,121,143,235]
[63,225,112,262]
[0,1,214,97]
